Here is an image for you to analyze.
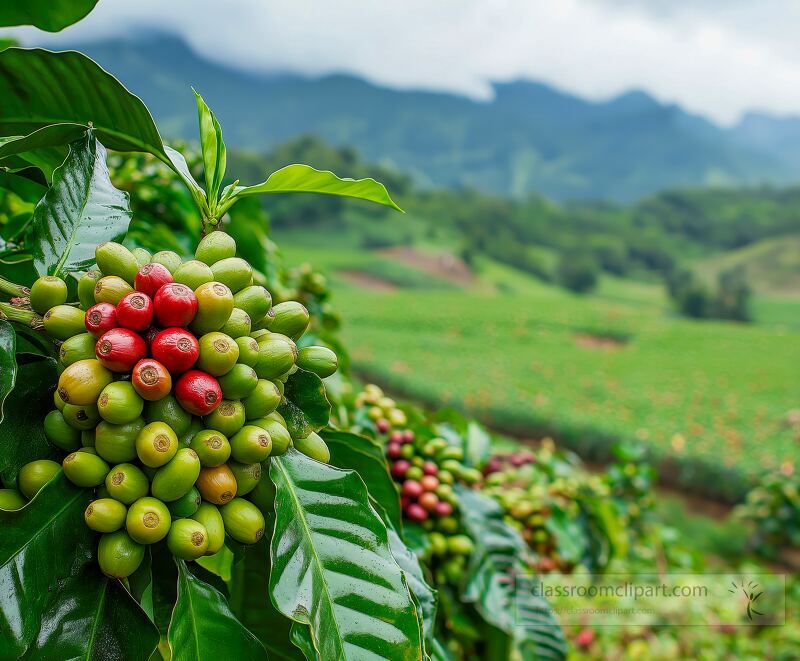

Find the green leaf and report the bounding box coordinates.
[455,488,567,661]
[26,566,158,660]
[465,422,492,468]
[167,559,267,660]
[0,0,98,31]
[544,504,587,565]
[0,321,16,424]
[401,522,431,557]
[28,131,131,277]
[322,429,402,530]
[224,163,403,212]
[269,449,424,660]
[277,369,331,440]
[193,90,226,206]
[0,124,85,178]
[0,359,59,483]
[0,473,94,657]
[0,169,47,202]
[164,145,207,213]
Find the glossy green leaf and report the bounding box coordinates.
[0,0,98,31]
[194,90,226,205]
[26,566,158,660]
[401,522,431,557]
[28,131,131,277]
[0,321,16,424]
[0,473,94,657]
[0,169,47,202]
[223,163,402,212]
[322,429,402,530]
[164,145,208,214]
[0,359,59,483]
[0,124,85,178]
[455,488,567,661]
[277,369,331,441]
[270,449,424,660]
[167,559,267,660]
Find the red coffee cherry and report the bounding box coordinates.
[116,292,154,332]
[175,370,222,416]
[95,328,147,373]
[434,501,453,517]
[405,503,428,522]
[401,480,424,499]
[151,328,199,374]
[131,359,172,401]
[85,303,117,337]
[135,263,173,298]
[153,283,198,328]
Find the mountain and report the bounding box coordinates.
[732,112,800,171]
[62,33,799,202]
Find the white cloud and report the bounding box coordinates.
[7,0,800,125]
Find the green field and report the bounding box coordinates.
[280,239,800,500]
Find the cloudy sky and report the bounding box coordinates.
[9,0,800,125]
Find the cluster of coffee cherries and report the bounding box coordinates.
[12,232,337,578]
[482,450,537,475]
[354,383,407,433]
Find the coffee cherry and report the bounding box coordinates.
[204,399,246,437]
[195,231,236,265]
[134,263,173,297]
[294,432,330,464]
[95,418,145,464]
[131,359,173,401]
[217,364,258,400]
[151,328,199,374]
[44,410,81,451]
[418,492,439,512]
[387,443,402,459]
[220,308,251,339]
[196,464,237,504]
[58,359,114,406]
[84,303,117,337]
[229,426,271,464]
[405,503,428,522]
[189,430,231,467]
[228,461,261,496]
[126,497,171,544]
[191,503,225,555]
[135,421,179,468]
[191,282,234,335]
[391,460,410,479]
[266,301,309,340]
[143,394,192,436]
[151,448,201,501]
[84,498,127,533]
[0,489,26,510]
[166,519,209,560]
[59,333,97,368]
[175,370,222,416]
[94,276,134,305]
[210,257,252,294]
[196,332,239,376]
[62,451,109,487]
[95,242,139,285]
[62,403,101,431]
[167,487,202,518]
[235,336,260,367]
[420,475,440,492]
[116,292,153,331]
[403,430,415,443]
[105,463,149,504]
[376,419,390,434]
[402,480,424,499]
[434,501,454,518]
[173,260,214,291]
[18,459,61,499]
[98,530,144,578]
[44,305,86,341]
[95,328,147,373]
[78,270,102,310]
[254,334,297,380]
[131,247,151,267]
[154,283,198,327]
[242,379,282,420]
[296,346,338,378]
[233,286,271,324]
[150,251,182,274]
[390,431,404,444]
[251,417,292,455]
[422,462,438,476]
[220,498,265,544]
[29,276,67,314]
[97,382,144,425]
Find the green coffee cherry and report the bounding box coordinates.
[189,430,231,467]
[167,519,209,559]
[18,460,61,499]
[57,359,113,407]
[447,535,475,556]
[429,532,448,556]
[93,275,134,305]
[151,448,201,502]
[191,503,225,555]
[203,400,246,437]
[243,380,282,420]
[126,497,171,544]
[54,389,66,412]
[98,530,144,578]
[59,333,96,368]
[196,332,239,376]
[217,364,258,400]
[96,242,139,285]
[191,282,234,335]
[62,403,101,431]
[62,451,109,487]
[105,463,149,504]
[228,461,262,496]
[97,382,144,425]
[167,486,202,518]
[195,231,236,265]
[0,489,27,510]
[250,329,270,340]
[293,432,330,464]
[233,286,271,324]
[135,422,179,468]
[131,247,152,267]
[235,336,260,367]
[221,498,265,544]
[266,301,309,340]
[150,251,183,274]
[248,470,276,515]
[210,257,252,294]
[220,307,251,339]
[44,410,82,451]
[144,395,192,437]
[173,260,214,290]
[254,334,297,380]
[84,498,127,533]
[29,276,68,315]
[297,346,338,378]
[251,417,292,455]
[78,270,102,310]
[230,426,272,464]
[95,418,146,464]
[43,305,86,341]
[438,516,459,535]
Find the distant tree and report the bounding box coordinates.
[665,267,751,321]
[556,252,598,294]
[713,267,751,321]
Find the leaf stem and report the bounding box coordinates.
[0,276,30,298]
[0,302,43,329]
